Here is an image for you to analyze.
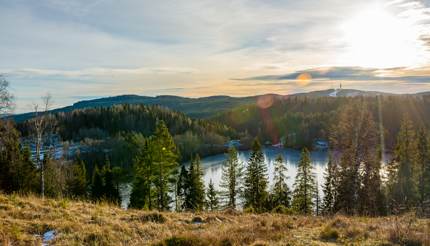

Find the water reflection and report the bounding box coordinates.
[201,147,328,192]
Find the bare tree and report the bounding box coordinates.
[0,75,14,116]
[32,93,55,199]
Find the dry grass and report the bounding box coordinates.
[0,194,429,245]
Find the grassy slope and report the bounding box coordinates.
[0,194,429,246]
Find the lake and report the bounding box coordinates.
[200,147,328,192]
[120,147,328,209]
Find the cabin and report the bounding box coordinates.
[313,139,329,150]
[224,140,242,148]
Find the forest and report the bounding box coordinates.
[1,75,430,218]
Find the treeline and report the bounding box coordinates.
[18,104,237,163]
[128,100,430,216]
[214,95,430,150]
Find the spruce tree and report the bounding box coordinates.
[152,120,179,210]
[330,102,379,215]
[66,159,87,198]
[91,165,104,201]
[184,155,205,211]
[322,153,336,215]
[176,164,188,211]
[243,138,268,212]
[314,180,321,216]
[389,117,419,211]
[130,136,154,209]
[206,179,219,211]
[102,160,120,204]
[219,146,243,209]
[270,154,291,209]
[417,128,430,209]
[292,148,316,214]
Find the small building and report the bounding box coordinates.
[224,140,242,148]
[313,139,329,150]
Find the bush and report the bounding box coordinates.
[271,205,294,215]
[156,236,208,246]
[243,206,255,214]
[140,212,166,223]
[320,225,339,241]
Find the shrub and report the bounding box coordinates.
[320,225,339,241]
[156,236,208,246]
[140,212,166,223]
[243,206,255,214]
[271,205,294,215]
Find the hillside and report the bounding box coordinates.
[0,194,429,245]
[11,89,400,122]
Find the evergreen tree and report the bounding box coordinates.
[0,121,38,193]
[176,164,188,211]
[102,159,120,204]
[243,138,268,212]
[152,120,179,210]
[130,135,154,209]
[66,159,87,198]
[91,165,104,201]
[417,128,430,209]
[330,102,379,215]
[358,147,386,216]
[322,153,337,215]
[206,179,219,211]
[184,155,205,211]
[270,154,291,209]
[219,146,243,209]
[314,181,321,216]
[292,148,316,214]
[388,117,419,212]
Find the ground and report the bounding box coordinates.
[0,194,429,245]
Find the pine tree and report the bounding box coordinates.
[417,128,430,209]
[270,154,291,209]
[152,120,179,210]
[206,179,219,211]
[176,164,188,211]
[0,121,38,194]
[389,117,419,212]
[130,136,154,209]
[314,181,321,216]
[358,147,386,216]
[66,159,87,198]
[292,148,316,214]
[102,159,120,204]
[322,153,336,215]
[243,138,268,212]
[219,146,243,209]
[91,165,104,201]
[184,155,205,211]
[330,102,379,215]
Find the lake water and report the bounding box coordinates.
[120,147,329,209]
[201,147,328,192]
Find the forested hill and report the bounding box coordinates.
[18,104,238,163]
[12,89,396,122]
[213,94,430,151]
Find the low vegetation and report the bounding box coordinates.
[0,194,429,245]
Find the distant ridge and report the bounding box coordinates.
[11,89,424,122]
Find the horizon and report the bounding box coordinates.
[2,0,430,113]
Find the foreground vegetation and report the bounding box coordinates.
[1,194,429,245]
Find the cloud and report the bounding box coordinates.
[238,66,430,84]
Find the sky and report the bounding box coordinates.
[1,0,430,113]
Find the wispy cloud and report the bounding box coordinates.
[238,66,430,84]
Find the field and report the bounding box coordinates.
[0,194,429,246]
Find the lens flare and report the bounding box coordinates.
[296,73,312,86]
[256,95,274,109]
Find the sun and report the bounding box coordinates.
[339,2,428,69]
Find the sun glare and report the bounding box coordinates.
[339,2,428,69]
